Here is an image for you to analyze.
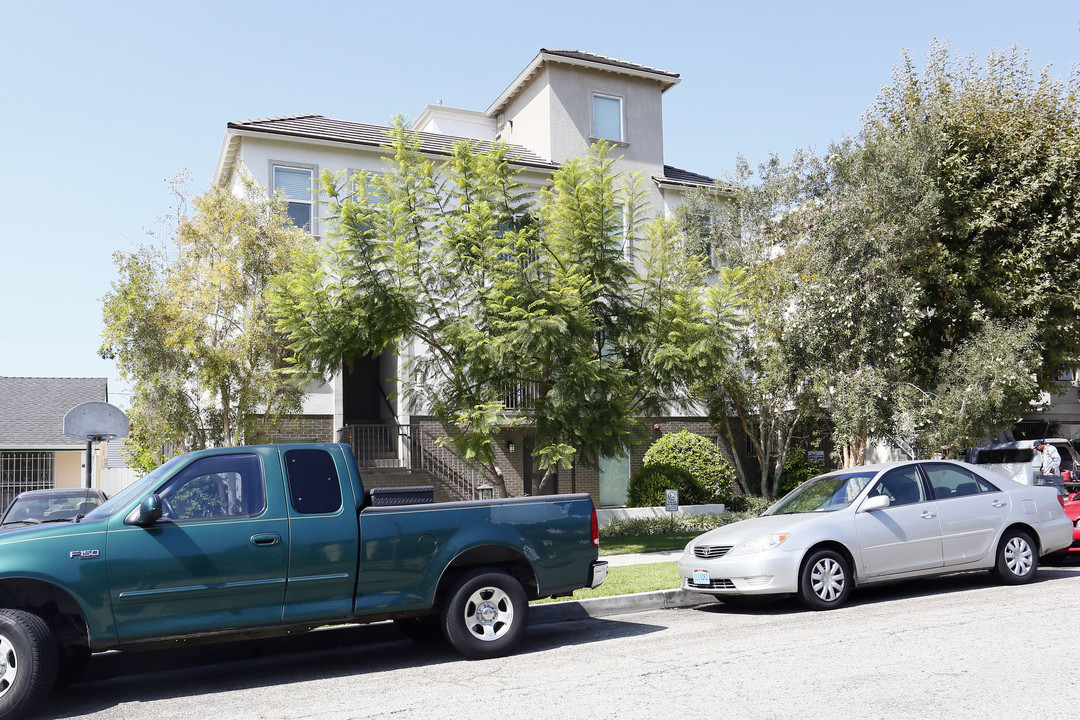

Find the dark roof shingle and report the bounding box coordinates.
[228,114,558,170]
[0,377,108,450]
[654,165,719,189]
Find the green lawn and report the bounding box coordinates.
[598,533,697,556]
[530,562,681,604]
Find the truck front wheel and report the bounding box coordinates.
[441,569,528,659]
[0,609,57,720]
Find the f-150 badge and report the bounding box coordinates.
[69,550,100,559]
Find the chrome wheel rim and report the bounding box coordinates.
[463,586,515,642]
[1004,536,1033,577]
[0,634,18,698]
[810,557,845,602]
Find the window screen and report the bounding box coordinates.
[592,94,623,142]
[285,449,342,514]
[273,166,313,230]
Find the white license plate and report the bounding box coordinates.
[693,569,710,585]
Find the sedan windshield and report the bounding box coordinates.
[764,471,877,515]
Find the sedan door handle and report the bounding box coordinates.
[991,500,1005,508]
[920,511,937,519]
[250,532,281,548]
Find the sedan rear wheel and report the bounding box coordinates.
[798,549,851,610]
[991,529,1038,585]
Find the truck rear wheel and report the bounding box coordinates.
[0,609,57,720]
[441,568,528,659]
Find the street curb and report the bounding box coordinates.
[530,588,713,624]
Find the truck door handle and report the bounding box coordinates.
[920,511,937,519]
[250,532,281,548]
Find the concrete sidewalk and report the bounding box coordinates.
[602,549,683,567]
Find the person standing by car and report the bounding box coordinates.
[1034,440,1061,476]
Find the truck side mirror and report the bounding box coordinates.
[125,494,164,527]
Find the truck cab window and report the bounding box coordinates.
[158,454,265,520]
[285,449,342,514]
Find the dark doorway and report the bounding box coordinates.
[342,356,383,425]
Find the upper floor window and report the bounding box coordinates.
[592,93,624,143]
[273,165,314,231]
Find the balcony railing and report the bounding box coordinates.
[503,381,540,411]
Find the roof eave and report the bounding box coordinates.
[217,125,559,174]
[214,129,242,187]
[486,50,682,118]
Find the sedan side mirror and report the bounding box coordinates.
[859,495,891,513]
[125,494,164,527]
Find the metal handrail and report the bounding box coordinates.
[337,420,491,500]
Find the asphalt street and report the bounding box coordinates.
[34,563,1080,720]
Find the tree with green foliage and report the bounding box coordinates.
[682,156,823,498]
[867,42,1080,378]
[100,171,309,472]
[685,41,1079,474]
[272,120,740,497]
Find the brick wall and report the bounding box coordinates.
[264,415,335,444]
[410,416,740,507]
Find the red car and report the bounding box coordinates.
[1048,492,1080,560]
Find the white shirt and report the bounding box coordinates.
[1038,444,1061,475]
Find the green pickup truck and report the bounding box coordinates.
[0,443,607,719]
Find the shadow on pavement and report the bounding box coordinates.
[688,563,1080,615]
[36,615,666,719]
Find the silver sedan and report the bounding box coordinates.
[677,460,1074,610]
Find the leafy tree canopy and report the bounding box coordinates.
[100,171,309,472]
[683,41,1078,476]
[272,119,741,496]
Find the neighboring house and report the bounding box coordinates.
[1015,371,1080,443]
[0,377,110,509]
[213,49,726,506]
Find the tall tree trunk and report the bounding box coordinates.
[715,414,751,496]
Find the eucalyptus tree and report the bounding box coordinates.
[100,172,310,472]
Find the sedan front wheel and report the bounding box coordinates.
[797,549,851,610]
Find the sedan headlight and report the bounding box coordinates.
[727,533,790,557]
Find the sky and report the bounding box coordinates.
[1,0,1077,407]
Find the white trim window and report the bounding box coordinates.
[592,93,624,143]
[273,165,314,232]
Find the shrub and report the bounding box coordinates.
[599,510,764,537]
[726,494,773,515]
[626,463,710,507]
[778,451,827,496]
[642,430,734,504]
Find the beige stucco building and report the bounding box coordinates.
[213,49,723,506]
